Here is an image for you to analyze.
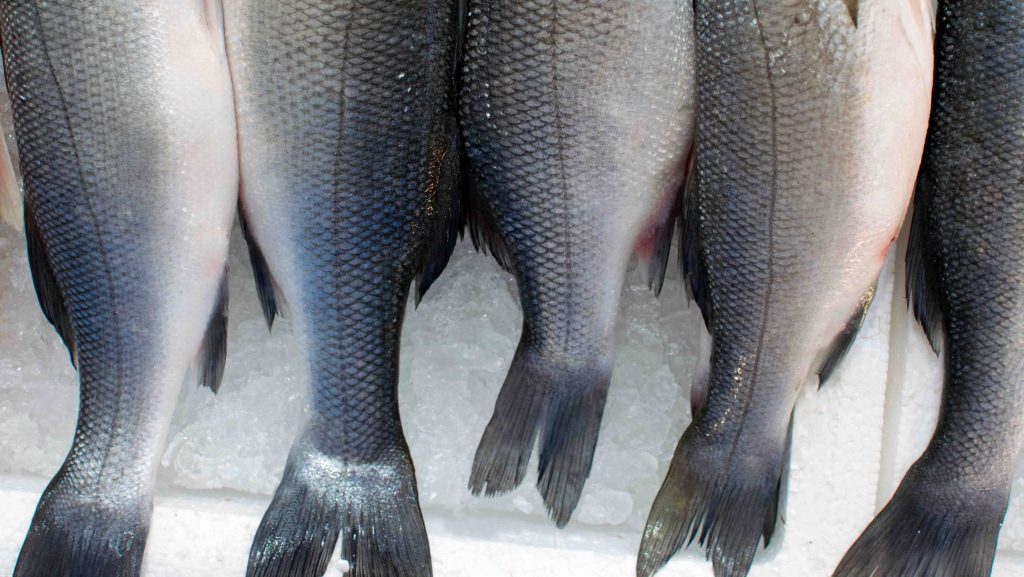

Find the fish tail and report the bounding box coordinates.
[637,421,792,577]
[14,472,149,577]
[247,447,431,577]
[832,467,1007,577]
[469,343,611,528]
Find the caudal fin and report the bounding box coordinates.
[14,473,149,577]
[637,422,791,577]
[832,472,1007,577]
[469,343,611,528]
[248,447,431,577]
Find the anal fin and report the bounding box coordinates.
[464,175,514,275]
[239,205,279,330]
[816,283,877,387]
[906,172,943,354]
[645,188,682,298]
[24,201,75,365]
[194,270,228,393]
[680,160,711,329]
[415,118,462,304]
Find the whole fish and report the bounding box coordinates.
[0,1,238,576]
[222,1,461,576]
[637,2,934,576]
[459,0,697,527]
[834,2,1024,576]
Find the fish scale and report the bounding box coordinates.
[461,0,695,529]
[835,2,1024,575]
[0,1,238,576]
[638,2,934,576]
[224,1,460,576]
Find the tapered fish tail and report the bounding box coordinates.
[637,420,792,577]
[14,472,149,577]
[469,341,611,528]
[833,468,1008,577]
[247,446,431,577]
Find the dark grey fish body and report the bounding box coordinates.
[638,2,934,576]
[459,0,696,528]
[835,2,1024,576]
[0,2,238,576]
[223,1,460,576]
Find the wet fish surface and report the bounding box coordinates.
[0,1,238,575]
[637,2,934,576]
[223,1,461,576]
[834,1,1024,576]
[459,0,697,527]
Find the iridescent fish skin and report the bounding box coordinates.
[835,2,1024,576]
[459,0,697,528]
[0,1,238,575]
[638,2,934,576]
[223,1,461,576]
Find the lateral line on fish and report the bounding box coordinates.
[548,0,573,352]
[726,0,780,467]
[331,19,353,200]
[29,1,127,492]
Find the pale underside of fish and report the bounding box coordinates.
[637,2,934,577]
[0,1,238,576]
[459,0,697,529]
[223,1,461,576]
[834,1,1024,576]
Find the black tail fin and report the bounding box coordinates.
[14,473,150,577]
[247,447,431,577]
[832,471,1007,577]
[637,423,790,577]
[469,343,611,528]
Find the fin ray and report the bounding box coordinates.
[247,449,431,577]
[637,424,788,577]
[465,194,514,273]
[906,172,943,353]
[239,205,279,330]
[833,473,1006,577]
[646,188,682,298]
[415,121,462,304]
[14,475,149,577]
[194,270,228,393]
[817,283,876,387]
[680,161,711,328]
[24,200,75,365]
[469,343,610,527]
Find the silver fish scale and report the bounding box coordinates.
[229,2,456,574]
[463,0,634,358]
[1,1,167,497]
[694,0,855,445]
[231,0,455,462]
[833,3,1024,576]
[461,0,695,528]
[919,0,1024,491]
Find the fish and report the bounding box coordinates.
[833,2,1024,576]
[636,2,935,576]
[0,1,238,576]
[222,1,462,576]
[458,0,697,527]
